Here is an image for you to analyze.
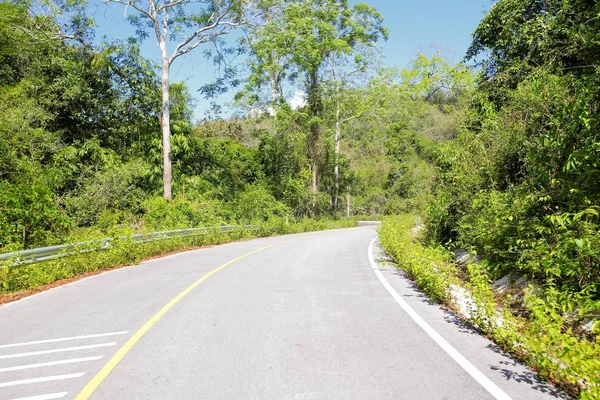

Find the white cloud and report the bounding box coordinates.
[290,90,307,110]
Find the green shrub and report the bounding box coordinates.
[64,159,149,226]
[379,215,453,303]
[141,196,226,230]
[234,184,290,222]
[0,181,71,251]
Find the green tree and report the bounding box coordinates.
[467,0,600,100]
[105,0,261,199]
[244,0,387,210]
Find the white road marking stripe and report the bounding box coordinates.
[0,356,103,372]
[368,238,513,400]
[9,392,68,400]
[0,331,128,349]
[0,343,116,359]
[0,373,84,388]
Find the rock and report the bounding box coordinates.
[492,274,530,295]
[514,275,529,290]
[582,320,597,334]
[454,249,481,265]
[411,224,424,236]
[492,275,512,294]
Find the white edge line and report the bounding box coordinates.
[0,356,103,372]
[0,331,129,349]
[368,238,512,400]
[0,343,116,360]
[9,392,68,400]
[0,373,84,388]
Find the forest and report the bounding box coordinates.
[1,0,599,396]
[0,0,472,251]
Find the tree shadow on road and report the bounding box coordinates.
[373,244,571,399]
[485,345,571,399]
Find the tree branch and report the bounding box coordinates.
[155,0,188,14]
[340,111,379,124]
[107,0,154,20]
[169,19,244,64]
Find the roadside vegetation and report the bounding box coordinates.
[1,0,599,396]
[380,216,600,398]
[379,1,600,398]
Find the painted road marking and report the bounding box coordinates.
[368,238,512,400]
[367,238,511,400]
[75,240,291,400]
[0,332,128,349]
[0,373,84,388]
[0,343,116,360]
[9,392,68,400]
[0,356,103,372]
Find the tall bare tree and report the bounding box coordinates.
[108,0,259,198]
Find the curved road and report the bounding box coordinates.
[0,227,567,400]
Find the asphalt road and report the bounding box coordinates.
[0,227,568,400]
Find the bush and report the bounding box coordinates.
[141,196,226,230]
[234,184,290,222]
[0,181,71,250]
[64,159,149,226]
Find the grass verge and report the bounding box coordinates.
[378,215,600,399]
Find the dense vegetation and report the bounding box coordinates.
[0,0,469,253]
[378,1,600,396]
[427,0,600,297]
[1,0,599,394]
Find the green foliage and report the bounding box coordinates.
[428,46,600,293]
[234,185,290,222]
[141,197,224,231]
[176,137,262,201]
[468,0,600,98]
[64,159,150,227]
[379,215,453,303]
[0,181,70,251]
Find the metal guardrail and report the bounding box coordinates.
[357,221,381,226]
[0,225,258,267]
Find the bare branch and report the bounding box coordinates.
[169,20,244,64]
[107,0,154,20]
[170,11,232,61]
[155,0,188,14]
[341,111,379,124]
[169,25,237,64]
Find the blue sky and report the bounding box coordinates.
[91,0,492,121]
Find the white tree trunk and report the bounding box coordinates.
[333,98,341,211]
[311,160,318,210]
[269,73,278,104]
[159,40,172,200]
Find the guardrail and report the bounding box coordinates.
[0,225,257,267]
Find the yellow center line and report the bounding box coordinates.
[75,240,291,400]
